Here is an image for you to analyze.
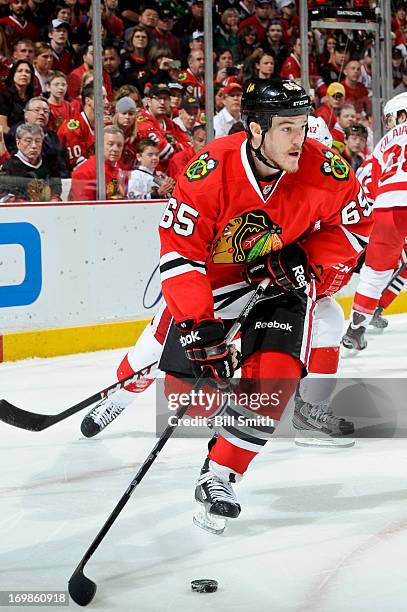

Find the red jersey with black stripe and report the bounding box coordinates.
[159,132,373,326]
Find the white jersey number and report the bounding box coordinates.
[159,197,199,236]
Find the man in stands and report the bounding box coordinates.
[67,43,112,101]
[316,81,345,130]
[341,58,370,115]
[177,48,205,100]
[48,18,73,75]
[173,95,201,138]
[69,125,126,201]
[330,103,356,153]
[214,81,243,138]
[167,123,207,179]
[0,0,38,46]
[239,0,272,44]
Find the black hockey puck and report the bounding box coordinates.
[191,579,218,593]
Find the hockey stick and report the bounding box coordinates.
[382,259,407,295]
[0,361,158,432]
[68,279,270,607]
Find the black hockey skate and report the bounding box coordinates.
[293,391,355,447]
[341,324,367,352]
[81,396,127,438]
[193,458,241,535]
[369,306,388,330]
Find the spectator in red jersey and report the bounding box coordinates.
[276,0,299,46]
[103,45,127,94]
[12,37,34,62]
[395,26,407,60]
[0,25,10,91]
[152,6,180,60]
[46,70,74,132]
[239,0,272,44]
[33,42,53,94]
[392,1,407,45]
[48,19,73,75]
[167,123,207,179]
[280,35,322,94]
[341,59,370,115]
[121,24,151,85]
[177,49,205,99]
[316,81,345,131]
[136,82,190,169]
[67,43,112,101]
[330,103,356,154]
[69,125,126,201]
[0,0,38,47]
[58,82,108,172]
[102,0,123,47]
[0,59,35,133]
[112,95,139,171]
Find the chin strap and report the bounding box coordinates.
[251,129,281,171]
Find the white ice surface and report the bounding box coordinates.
[1,315,407,611]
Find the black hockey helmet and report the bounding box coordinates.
[241,78,311,133]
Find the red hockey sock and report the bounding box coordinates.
[308,346,339,375]
[209,436,258,474]
[117,354,155,393]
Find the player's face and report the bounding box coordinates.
[251,114,308,175]
[104,133,124,163]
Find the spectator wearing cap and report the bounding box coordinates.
[392,47,405,89]
[330,103,356,154]
[112,95,139,171]
[136,83,190,170]
[0,0,39,47]
[394,64,407,94]
[168,81,184,118]
[69,125,126,201]
[102,0,124,46]
[262,19,288,74]
[167,123,207,179]
[121,24,151,85]
[173,95,201,137]
[213,81,242,138]
[48,19,73,75]
[316,81,345,131]
[152,7,180,60]
[103,45,127,93]
[215,8,240,61]
[0,123,62,202]
[392,2,407,46]
[276,0,299,47]
[320,41,350,87]
[67,43,112,101]
[340,59,370,115]
[189,30,205,53]
[341,124,368,172]
[239,0,272,44]
[178,48,205,100]
[172,0,204,58]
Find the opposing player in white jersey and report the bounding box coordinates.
[342,93,407,350]
[79,114,356,446]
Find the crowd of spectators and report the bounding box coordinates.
[0,0,404,201]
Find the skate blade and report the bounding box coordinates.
[193,505,227,535]
[341,346,361,358]
[295,434,355,448]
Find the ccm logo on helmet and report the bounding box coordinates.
[180,330,201,347]
[292,100,309,106]
[293,265,307,288]
[254,320,293,331]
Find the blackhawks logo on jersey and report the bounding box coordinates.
[212,210,283,264]
[320,149,350,181]
[185,152,218,181]
[67,119,80,130]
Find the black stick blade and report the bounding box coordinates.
[68,568,97,607]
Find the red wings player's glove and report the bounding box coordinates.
[245,242,313,294]
[177,320,239,381]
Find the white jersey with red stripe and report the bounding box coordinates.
[371,120,407,210]
[356,156,374,207]
[159,132,373,327]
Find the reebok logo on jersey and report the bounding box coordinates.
[293,265,307,288]
[180,330,201,347]
[254,320,293,332]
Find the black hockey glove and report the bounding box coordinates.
[245,242,313,294]
[178,320,239,381]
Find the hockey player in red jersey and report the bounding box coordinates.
[157,78,372,529]
[342,92,407,351]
